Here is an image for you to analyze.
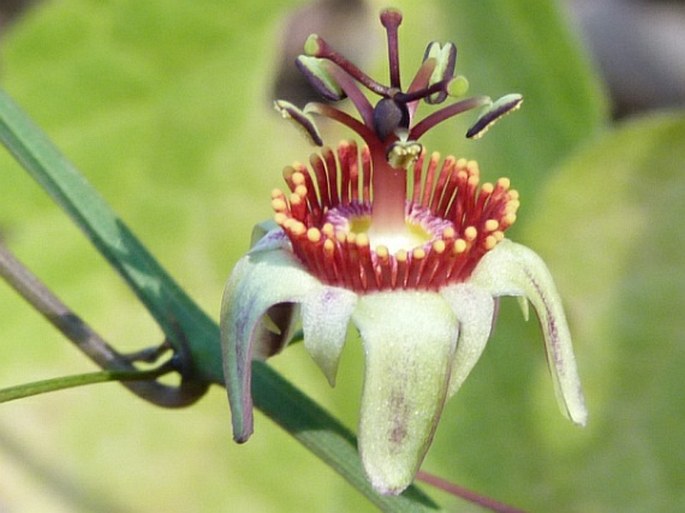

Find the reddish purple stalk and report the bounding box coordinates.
[416,470,529,513]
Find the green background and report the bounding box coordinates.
[0,0,682,511]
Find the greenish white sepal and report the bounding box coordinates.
[249,221,290,253]
[352,291,458,495]
[470,239,588,426]
[441,283,496,398]
[220,248,322,442]
[302,287,357,386]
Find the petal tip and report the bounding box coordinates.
[233,428,253,444]
[362,457,414,496]
[370,478,410,496]
[567,396,588,427]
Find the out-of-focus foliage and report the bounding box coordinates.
[525,113,685,512]
[0,0,682,512]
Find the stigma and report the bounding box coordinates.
[271,140,518,293]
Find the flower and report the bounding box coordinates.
[220,8,586,495]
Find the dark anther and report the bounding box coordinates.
[373,98,409,141]
[295,56,346,102]
[274,100,324,146]
[466,94,523,139]
[422,41,457,105]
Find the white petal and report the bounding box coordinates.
[440,283,496,398]
[470,239,588,426]
[302,287,358,386]
[220,247,322,442]
[351,291,458,495]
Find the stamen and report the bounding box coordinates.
[274,100,323,146]
[322,238,339,283]
[464,226,478,241]
[502,213,517,228]
[326,63,376,129]
[356,233,379,290]
[271,193,287,213]
[454,239,467,254]
[307,227,321,243]
[407,247,426,287]
[322,223,335,237]
[409,95,491,141]
[310,153,331,207]
[431,156,457,214]
[484,219,499,232]
[404,58,438,120]
[395,249,409,289]
[305,103,376,146]
[421,41,457,104]
[289,192,306,221]
[375,245,394,290]
[484,235,498,250]
[466,93,524,139]
[303,34,389,97]
[420,240,447,289]
[295,55,346,101]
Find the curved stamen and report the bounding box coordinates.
[404,58,437,120]
[409,95,491,141]
[274,100,324,146]
[305,103,377,149]
[305,34,390,97]
[396,78,451,104]
[326,64,376,130]
[466,94,524,139]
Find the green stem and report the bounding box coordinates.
[0,239,207,408]
[0,368,171,404]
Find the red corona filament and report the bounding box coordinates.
[272,141,519,293]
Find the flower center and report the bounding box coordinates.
[366,221,431,255]
[272,141,518,293]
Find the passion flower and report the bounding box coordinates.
[221,7,586,495]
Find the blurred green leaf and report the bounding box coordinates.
[525,111,685,512]
[436,0,609,212]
